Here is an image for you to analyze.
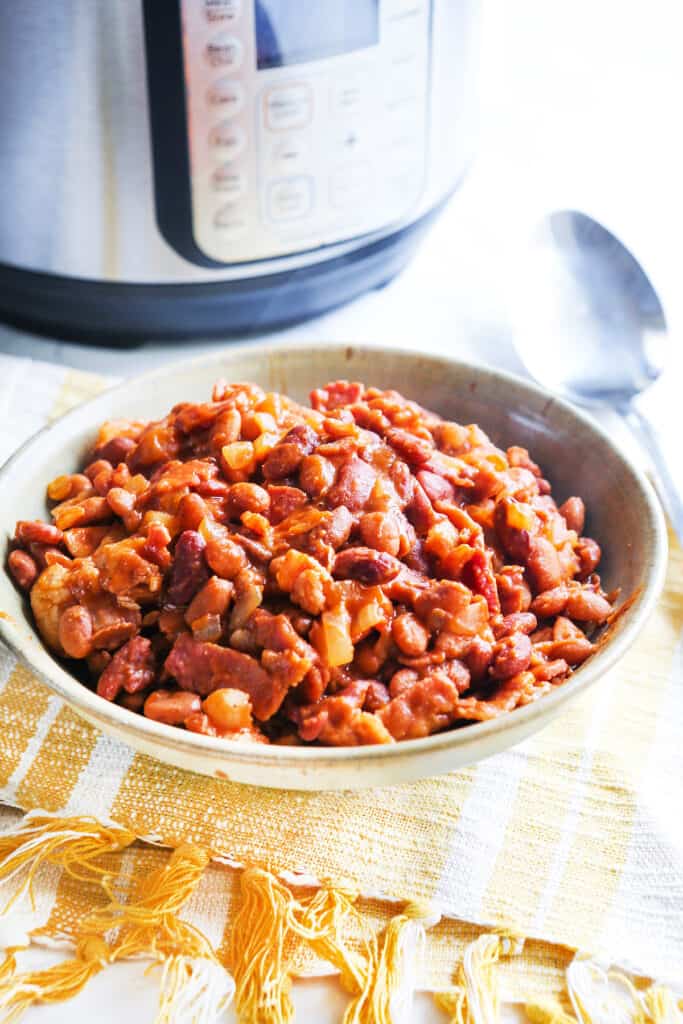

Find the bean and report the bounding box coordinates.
[576,537,601,578]
[490,632,532,680]
[227,482,270,517]
[8,549,38,591]
[94,436,136,465]
[333,547,401,585]
[299,454,336,498]
[494,612,538,638]
[531,585,569,618]
[550,637,594,665]
[559,496,585,534]
[526,536,563,592]
[58,605,93,659]
[360,511,401,557]
[144,690,201,725]
[392,613,429,656]
[15,521,63,546]
[167,530,209,605]
[565,588,612,623]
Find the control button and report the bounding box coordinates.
[331,76,364,116]
[264,84,313,131]
[209,121,246,158]
[207,78,245,115]
[206,34,243,69]
[267,177,313,222]
[212,165,247,199]
[204,0,242,22]
[269,134,310,172]
[213,205,248,237]
[329,163,371,208]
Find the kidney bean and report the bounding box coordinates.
[167,530,209,606]
[385,428,433,465]
[494,612,537,639]
[119,691,147,712]
[416,470,454,504]
[576,537,601,578]
[327,455,377,512]
[565,588,612,623]
[490,632,532,680]
[94,436,137,466]
[15,521,63,546]
[531,585,569,618]
[494,498,533,561]
[559,496,585,534]
[333,547,401,585]
[526,536,563,592]
[144,689,201,725]
[58,605,93,659]
[392,612,429,656]
[97,636,156,701]
[8,549,38,591]
[404,480,438,534]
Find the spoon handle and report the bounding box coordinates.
[621,404,683,545]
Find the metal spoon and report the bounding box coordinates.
[512,209,682,542]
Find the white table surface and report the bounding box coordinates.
[1,1,680,1019]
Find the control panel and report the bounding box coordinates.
[178,0,431,263]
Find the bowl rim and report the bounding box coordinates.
[0,340,669,772]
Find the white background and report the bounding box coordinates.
[0,0,681,1019]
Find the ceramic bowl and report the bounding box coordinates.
[0,343,668,790]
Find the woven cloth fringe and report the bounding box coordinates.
[0,812,679,1024]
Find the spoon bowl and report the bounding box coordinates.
[512,209,681,540]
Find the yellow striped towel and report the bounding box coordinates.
[0,359,680,1023]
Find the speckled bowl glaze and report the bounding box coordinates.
[0,343,668,790]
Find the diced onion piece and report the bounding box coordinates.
[313,604,354,667]
[222,441,254,470]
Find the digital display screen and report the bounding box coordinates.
[256,1,379,69]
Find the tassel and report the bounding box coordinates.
[344,900,440,1024]
[525,999,578,1023]
[0,935,109,1024]
[0,812,135,914]
[434,929,524,1024]
[641,984,683,1023]
[227,866,299,1024]
[294,885,371,996]
[153,954,235,1024]
[566,955,643,1023]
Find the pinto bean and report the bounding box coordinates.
[490,632,532,680]
[576,537,601,578]
[565,588,612,623]
[550,637,594,665]
[8,550,38,591]
[559,496,585,534]
[359,510,401,556]
[465,636,494,681]
[299,454,336,498]
[531,585,569,618]
[58,605,93,659]
[227,482,270,517]
[94,436,137,465]
[526,536,563,592]
[327,455,377,512]
[333,547,401,585]
[494,612,537,639]
[392,613,429,656]
[144,690,201,725]
[15,521,63,546]
[496,567,532,615]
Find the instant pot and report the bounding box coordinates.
[0,2,479,341]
